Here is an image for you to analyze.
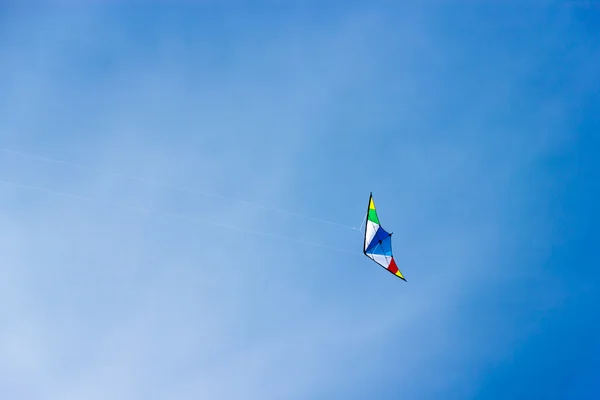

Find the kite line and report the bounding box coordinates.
[0,147,363,231]
[0,178,362,256]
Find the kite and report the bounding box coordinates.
[363,193,406,281]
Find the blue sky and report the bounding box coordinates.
[1,2,598,399]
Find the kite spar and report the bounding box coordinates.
[363,193,406,281]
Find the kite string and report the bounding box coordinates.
[0,178,362,256]
[358,211,367,232]
[0,147,361,231]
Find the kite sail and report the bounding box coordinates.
[363,193,406,281]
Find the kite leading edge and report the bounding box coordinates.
[363,193,406,281]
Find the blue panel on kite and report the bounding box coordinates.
[367,235,393,256]
[365,226,391,253]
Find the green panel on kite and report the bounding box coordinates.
[368,208,379,224]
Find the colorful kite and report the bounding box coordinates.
[363,193,406,281]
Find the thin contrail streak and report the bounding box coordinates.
[0,147,363,231]
[0,178,362,256]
